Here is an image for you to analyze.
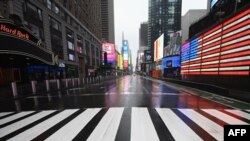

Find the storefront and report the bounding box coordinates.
[0,18,54,85]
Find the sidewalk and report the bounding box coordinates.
[155,76,250,103]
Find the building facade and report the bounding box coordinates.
[148,0,182,55]
[0,0,102,85]
[101,0,115,43]
[181,9,207,42]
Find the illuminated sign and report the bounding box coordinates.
[154,34,164,61]
[144,50,152,63]
[124,61,128,68]
[181,8,250,76]
[162,56,180,69]
[102,43,116,65]
[0,22,38,43]
[0,20,53,65]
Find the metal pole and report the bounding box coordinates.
[72,78,75,87]
[46,80,50,92]
[56,79,60,90]
[31,81,36,94]
[11,81,18,97]
[65,79,68,88]
[78,78,81,86]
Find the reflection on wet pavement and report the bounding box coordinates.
[0,75,241,112]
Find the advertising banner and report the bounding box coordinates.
[102,43,116,65]
[154,34,164,61]
[144,50,152,63]
[164,32,181,57]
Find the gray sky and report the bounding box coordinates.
[114,0,208,70]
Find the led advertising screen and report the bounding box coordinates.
[154,34,164,61]
[118,55,123,70]
[210,0,218,9]
[164,32,181,57]
[162,56,180,69]
[102,43,116,65]
[144,50,152,63]
[124,61,128,68]
[181,8,250,76]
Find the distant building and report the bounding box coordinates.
[148,0,182,62]
[101,0,115,43]
[181,9,207,42]
[139,22,148,47]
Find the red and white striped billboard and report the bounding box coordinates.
[181,8,250,75]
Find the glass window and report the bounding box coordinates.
[67,41,74,50]
[50,17,61,31]
[168,0,176,2]
[38,9,42,21]
[47,0,51,9]
[168,6,175,14]
[52,3,60,14]
[68,54,75,61]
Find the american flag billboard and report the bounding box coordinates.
[181,8,250,76]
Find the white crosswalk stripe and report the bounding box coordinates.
[131,107,159,141]
[8,109,78,141]
[178,109,223,140]
[156,108,202,141]
[0,112,13,118]
[225,110,250,120]
[0,111,55,138]
[0,111,34,125]
[0,108,249,141]
[87,108,124,141]
[202,109,248,125]
[45,108,101,141]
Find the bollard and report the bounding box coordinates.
[46,80,50,92]
[86,77,89,85]
[82,78,85,85]
[78,78,81,86]
[11,82,18,97]
[31,81,36,94]
[65,79,68,88]
[72,78,75,87]
[56,79,60,90]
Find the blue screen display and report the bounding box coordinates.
[162,56,180,68]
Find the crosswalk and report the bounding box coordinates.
[0,108,250,141]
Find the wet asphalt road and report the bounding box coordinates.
[1,75,250,141]
[0,75,232,112]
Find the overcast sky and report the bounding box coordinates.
[114,0,208,70]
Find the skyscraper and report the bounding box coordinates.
[148,0,182,59]
[101,0,115,43]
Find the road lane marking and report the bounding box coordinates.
[225,109,250,120]
[0,112,13,118]
[8,110,78,141]
[156,108,202,141]
[0,111,34,125]
[0,111,55,138]
[45,108,101,141]
[202,109,248,125]
[131,108,159,141]
[87,108,124,141]
[179,109,223,140]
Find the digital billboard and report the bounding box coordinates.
[118,55,123,70]
[124,61,128,68]
[181,8,250,76]
[144,50,152,63]
[102,43,116,65]
[154,34,164,61]
[162,56,180,69]
[164,32,181,57]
